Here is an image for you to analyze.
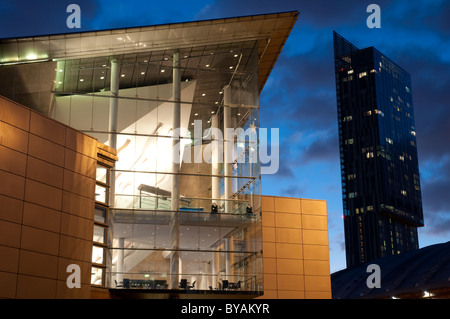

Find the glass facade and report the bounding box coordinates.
[0,12,300,296]
[333,32,424,267]
[49,41,263,292]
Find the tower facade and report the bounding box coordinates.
[333,32,424,267]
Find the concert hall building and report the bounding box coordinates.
[0,11,331,299]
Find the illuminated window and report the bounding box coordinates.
[401,190,407,196]
[93,225,106,244]
[92,245,105,264]
[91,267,104,286]
[95,184,107,204]
[96,165,108,184]
[345,138,354,145]
[374,109,384,117]
[348,69,354,74]
[92,162,111,288]
[386,137,393,144]
[358,72,367,78]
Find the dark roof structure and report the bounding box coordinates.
[331,241,450,299]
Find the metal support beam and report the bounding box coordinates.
[211,114,220,207]
[109,58,119,207]
[223,84,233,213]
[170,51,181,289]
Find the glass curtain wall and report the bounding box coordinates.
[50,40,262,293]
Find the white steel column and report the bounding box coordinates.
[211,114,220,206]
[223,85,233,213]
[109,58,120,207]
[170,51,181,290]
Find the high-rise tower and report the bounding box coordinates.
[333,32,424,268]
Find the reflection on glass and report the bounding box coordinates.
[92,245,104,264]
[91,267,104,285]
[95,184,107,204]
[96,165,108,184]
[94,205,107,224]
[93,225,106,244]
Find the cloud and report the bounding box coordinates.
[421,156,450,216]
[280,184,305,197]
[297,131,338,165]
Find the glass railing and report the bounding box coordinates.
[113,193,259,216]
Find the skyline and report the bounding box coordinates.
[1,0,449,273]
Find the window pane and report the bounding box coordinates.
[96,165,108,184]
[91,267,104,285]
[94,205,107,224]
[92,245,105,264]
[93,225,106,244]
[95,184,107,204]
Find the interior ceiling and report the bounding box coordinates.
[53,40,257,130]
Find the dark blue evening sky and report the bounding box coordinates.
[1,0,449,272]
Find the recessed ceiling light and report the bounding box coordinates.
[79,79,84,82]
[229,66,233,69]
[207,120,210,124]
[237,113,241,116]
[219,91,223,94]
[202,93,206,96]
[100,76,105,80]
[58,69,63,72]
[143,60,148,63]
[206,64,210,67]
[211,111,215,114]
[58,81,63,84]
[194,113,198,116]
[215,101,219,104]
[164,57,168,61]
[121,74,125,77]
[141,72,145,75]
[161,69,165,73]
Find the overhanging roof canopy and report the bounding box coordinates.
[0,11,299,94]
